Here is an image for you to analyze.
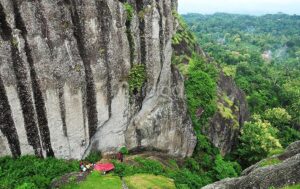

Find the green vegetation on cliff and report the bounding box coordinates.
[259,157,282,168]
[185,55,217,128]
[183,13,300,126]
[171,14,241,188]
[128,64,146,94]
[183,13,300,167]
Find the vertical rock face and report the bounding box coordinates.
[203,72,249,155]
[0,0,196,159]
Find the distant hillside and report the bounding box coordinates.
[183,13,300,170]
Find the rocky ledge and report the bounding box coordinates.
[202,141,300,189]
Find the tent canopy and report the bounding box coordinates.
[94,163,115,172]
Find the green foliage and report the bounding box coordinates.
[279,127,300,147]
[112,161,133,177]
[172,30,195,46]
[282,80,300,125]
[217,102,239,128]
[0,155,78,189]
[259,157,282,167]
[183,13,300,169]
[182,134,240,188]
[124,2,135,65]
[186,68,216,127]
[185,55,218,129]
[112,155,218,189]
[246,91,269,113]
[11,37,18,47]
[168,159,179,170]
[84,151,102,163]
[112,157,164,177]
[168,169,212,189]
[222,93,234,107]
[119,146,129,155]
[61,172,122,189]
[264,108,292,128]
[218,103,234,119]
[217,94,239,128]
[183,13,300,127]
[222,65,236,77]
[171,16,240,187]
[237,117,282,166]
[262,108,300,147]
[128,64,146,94]
[213,155,239,180]
[176,184,190,189]
[268,148,285,157]
[124,3,134,22]
[172,12,197,55]
[16,183,38,189]
[134,157,164,175]
[64,172,175,189]
[176,61,190,75]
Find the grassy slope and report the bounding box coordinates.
[62,172,176,189]
[61,172,122,189]
[124,174,176,189]
[281,184,300,189]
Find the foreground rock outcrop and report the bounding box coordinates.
[203,141,300,189]
[0,0,196,159]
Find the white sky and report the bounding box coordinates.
[178,0,300,15]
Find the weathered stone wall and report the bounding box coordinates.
[0,0,196,159]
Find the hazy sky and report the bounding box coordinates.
[178,0,300,15]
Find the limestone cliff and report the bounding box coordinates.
[0,0,196,159]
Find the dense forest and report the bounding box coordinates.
[183,13,300,166]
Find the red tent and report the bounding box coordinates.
[94,163,115,172]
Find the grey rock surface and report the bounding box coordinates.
[0,0,196,159]
[203,72,249,155]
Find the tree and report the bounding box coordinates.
[263,107,292,128]
[263,108,300,147]
[234,37,241,44]
[281,80,300,125]
[237,116,282,165]
[247,92,268,113]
